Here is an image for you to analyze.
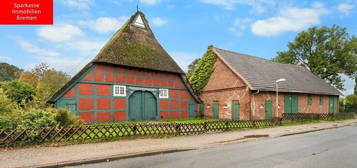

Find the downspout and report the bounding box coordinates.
[251,90,260,120]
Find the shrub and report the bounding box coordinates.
[19,108,58,129]
[50,108,80,126]
[1,81,36,105]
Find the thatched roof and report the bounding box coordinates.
[92,11,183,74]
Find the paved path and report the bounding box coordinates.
[74,125,357,168]
[0,120,356,168]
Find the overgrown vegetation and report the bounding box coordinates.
[188,45,217,94]
[0,63,78,129]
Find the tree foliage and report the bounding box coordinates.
[0,62,22,82]
[186,58,201,79]
[344,94,357,110]
[188,45,217,94]
[273,25,357,90]
[1,81,36,105]
[18,63,70,103]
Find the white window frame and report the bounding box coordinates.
[159,89,169,99]
[113,85,126,97]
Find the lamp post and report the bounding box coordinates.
[275,78,286,118]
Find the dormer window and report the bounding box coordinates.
[132,15,145,29]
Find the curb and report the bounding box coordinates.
[32,148,196,168]
[24,120,357,168]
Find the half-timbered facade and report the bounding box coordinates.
[49,11,200,123]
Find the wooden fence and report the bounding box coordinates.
[0,113,354,147]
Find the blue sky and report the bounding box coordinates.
[0,0,356,95]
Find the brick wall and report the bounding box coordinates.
[251,92,285,120]
[199,57,333,121]
[200,58,251,120]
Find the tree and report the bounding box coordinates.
[18,63,70,103]
[189,45,217,94]
[273,25,357,90]
[37,69,70,102]
[345,94,357,110]
[1,81,36,105]
[0,62,22,82]
[186,58,201,79]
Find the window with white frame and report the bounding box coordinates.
[113,85,126,96]
[159,89,169,98]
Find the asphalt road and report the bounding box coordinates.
[73,126,357,168]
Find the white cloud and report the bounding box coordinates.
[251,4,327,37]
[79,16,128,34]
[338,3,355,16]
[199,0,275,13]
[66,40,105,55]
[37,24,83,42]
[62,0,94,9]
[169,52,200,71]
[228,18,252,36]
[18,39,61,57]
[0,56,12,62]
[140,0,162,5]
[151,17,167,27]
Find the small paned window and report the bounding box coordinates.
[113,85,126,96]
[319,96,323,105]
[308,95,312,105]
[159,89,169,98]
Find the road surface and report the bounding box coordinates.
[73,125,357,168]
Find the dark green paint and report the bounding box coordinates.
[199,104,205,116]
[128,91,157,121]
[284,94,298,114]
[213,101,219,119]
[329,96,338,113]
[265,99,272,120]
[189,102,196,118]
[231,101,240,120]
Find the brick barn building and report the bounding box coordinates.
[200,47,340,120]
[49,11,200,123]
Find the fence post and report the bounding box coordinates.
[225,121,229,131]
[175,123,181,136]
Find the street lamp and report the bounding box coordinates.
[275,78,286,117]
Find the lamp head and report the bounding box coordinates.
[276,78,286,83]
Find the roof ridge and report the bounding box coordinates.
[213,46,304,69]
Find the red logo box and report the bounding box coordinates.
[0,0,53,25]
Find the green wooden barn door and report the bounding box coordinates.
[284,94,292,114]
[284,94,298,114]
[329,96,337,113]
[189,102,196,118]
[129,91,143,121]
[143,91,157,120]
[231,101,240,120]
[213,101,219,119]
[265,100,272,120]
[292,94,298,113]
[199,104,205,117]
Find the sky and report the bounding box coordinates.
[0,0,356,95]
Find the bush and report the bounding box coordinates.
[50,108,80,126]
[19,108,58,129]
[1,81,36,105]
